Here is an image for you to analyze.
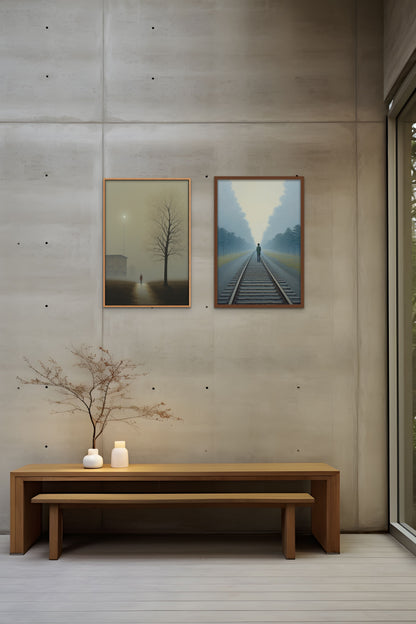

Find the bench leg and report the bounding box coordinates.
[49,504,63,560]
[281,504,296,559]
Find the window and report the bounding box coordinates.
[389,80,416,554]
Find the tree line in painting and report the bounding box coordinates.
[263,224,301,255]
[217,228,252,255]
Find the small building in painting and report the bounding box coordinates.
[105,255,127,279]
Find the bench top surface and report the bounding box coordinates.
[13,462,339,479]
[32,492,315,505]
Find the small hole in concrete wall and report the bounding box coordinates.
[152,387,155,390]
[152,26,155,29]
[44,173,48,177]
[17,242,20,245]
[296,449,300,452]
[45,444,48,448]
[17,387,20,390]
[45,304,48,307]
[151,76,155,80]
[45,241,48,245]
[205,175,208,178]
[205,386,209,390]
[45,385,48,389]
[45,75,49,78]
[296,385,300,389]
[205,305,208,309]
[45,26,48,29]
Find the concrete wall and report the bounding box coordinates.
[384,0,416,100]
[0,0,386,533]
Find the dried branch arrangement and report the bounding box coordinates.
[18,345,176,449]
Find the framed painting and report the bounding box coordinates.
[214,176,304,308]
[103,178,191,308]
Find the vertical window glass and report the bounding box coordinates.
[397,94,416,534]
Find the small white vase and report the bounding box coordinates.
[111,441,129,468]
[83,448,103,469]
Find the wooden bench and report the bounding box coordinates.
[31,492,314,560]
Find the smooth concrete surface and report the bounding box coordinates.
[0,0,103,122]
[356,123,388,530]
[384,0,416,100]
[357,0,384,121]
[105,0,356,122]
[0,0,386,533]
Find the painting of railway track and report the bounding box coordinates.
[214,176,304,308]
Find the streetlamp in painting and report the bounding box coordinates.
[122,214,127,255]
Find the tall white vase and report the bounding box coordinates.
[111,441,129,467]
[83,448,103,469]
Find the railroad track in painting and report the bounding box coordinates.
[217,252,299,306]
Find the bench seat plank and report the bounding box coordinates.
[32,492,314,506]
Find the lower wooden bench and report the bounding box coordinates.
[31,492,315,560]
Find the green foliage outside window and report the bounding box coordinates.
[411,124,416,448]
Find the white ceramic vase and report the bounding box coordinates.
[83,448,103,469]
[111,441,129,468]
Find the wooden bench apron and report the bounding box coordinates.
[31,492,315,560]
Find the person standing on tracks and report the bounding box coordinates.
[256,243,262,262]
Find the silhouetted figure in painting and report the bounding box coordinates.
[256,243,261,262]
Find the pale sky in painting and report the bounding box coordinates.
[105,179,189,284]
[231,180,286,244]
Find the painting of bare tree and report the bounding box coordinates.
[104,179,191,307]
[150,198,184,287]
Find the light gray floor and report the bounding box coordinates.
[0,533,415,623]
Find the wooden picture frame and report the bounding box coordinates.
[103,178,191,308]
[214,176,304,308]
